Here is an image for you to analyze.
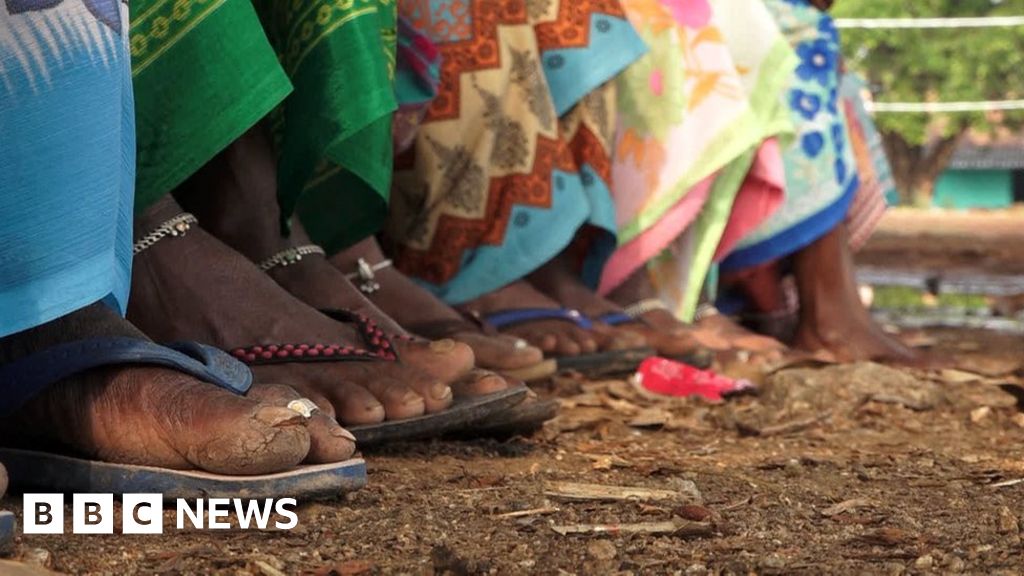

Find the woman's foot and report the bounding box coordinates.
[172,126,515,392]
[791,226,918,363]
[128,197,455,427]
[330,238,545,372]
[605,266,778,358]
[458,280,608,357]
[0,303,354,474]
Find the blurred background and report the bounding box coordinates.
[833,0,1024,336]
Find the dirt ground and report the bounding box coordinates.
[3,209,1024,575]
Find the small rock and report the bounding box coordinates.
[882,561,905,576]
[914,554,934,570]
[997,506,1019,534]
[970,406,992,423]
[586,540,617,561]
[20,549,52,570]
[760,553,787,570]
[675,505,713,522]
[684,564,708,576]
[946,556,966,573]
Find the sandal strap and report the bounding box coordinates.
[483,308,593,331]
[0,338,251,417]
[595,312,634,327]
[229,309,398,366]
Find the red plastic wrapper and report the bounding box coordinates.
[633,357,755,403]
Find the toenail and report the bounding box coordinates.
[430,339,456,353]
[331,427,357,442]
[514,339,529,350]
[401,390,425,406]
[430,383,453,401]
[255,406,303,427]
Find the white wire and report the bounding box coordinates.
[866,100,1024,113]
[835,16,1024,29]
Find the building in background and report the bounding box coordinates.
[934,134,1024,209]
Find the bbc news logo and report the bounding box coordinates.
[22,494,299,534]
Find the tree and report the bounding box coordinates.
[833,0,1024,204]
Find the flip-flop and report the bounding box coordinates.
[0,511,11,556]
[231,309,532,444]
[348,385,529,446]
[595,311,714,369]
[0,463,10,555]
[0,337,367,499]
[484,308,655,377]
[451,393,559,439]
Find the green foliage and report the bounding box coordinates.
[834,0,1024,144]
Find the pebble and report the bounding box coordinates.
[997,506,1019,534]
[586,540,617,561]
[914,554,934,570]
[20,549,53,570]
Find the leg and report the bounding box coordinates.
[791,224,917,362]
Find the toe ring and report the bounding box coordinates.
[287,398,319,419]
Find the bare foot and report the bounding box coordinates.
[0,304,354,473]
[607,267,728,358]
[128,198,455,427]
[791,226,918,364]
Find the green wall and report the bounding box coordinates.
[933,169,1013,209]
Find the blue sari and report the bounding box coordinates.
[0,0,135,337]
[721,0,857,271]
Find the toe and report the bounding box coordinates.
[326,382,387,426]
[165,383,312,475]
[554,334,582,356]
[450,369,513,397]
[361,378,427,421]
[247,385,356,463]
[396,338,475,383]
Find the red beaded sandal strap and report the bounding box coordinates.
[229,309,398,366]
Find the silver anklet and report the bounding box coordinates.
[623,298,669,319]
[258,244,326,272]
[133,213,198,255]
[345,258,393,295]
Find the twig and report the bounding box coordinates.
[551,519,713,538]
[544,481,692,503]
[494,507,560,519]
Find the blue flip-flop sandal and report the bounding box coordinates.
[0,464,11,555]
[484,309,655,377]
[0,337,366,500]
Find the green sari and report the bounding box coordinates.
[131,0,397,253]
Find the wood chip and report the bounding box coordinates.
[493,507,559,519]
[544,481,699,504]
[551,519,713,538]
[583,454,633,470]
[940,369,984,384]
[821,498,873,517]
[628,408,672,429]
[991,478,1024,488]
[254,560,288,576]
[971,406,992,423]
[737,411,832,437]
